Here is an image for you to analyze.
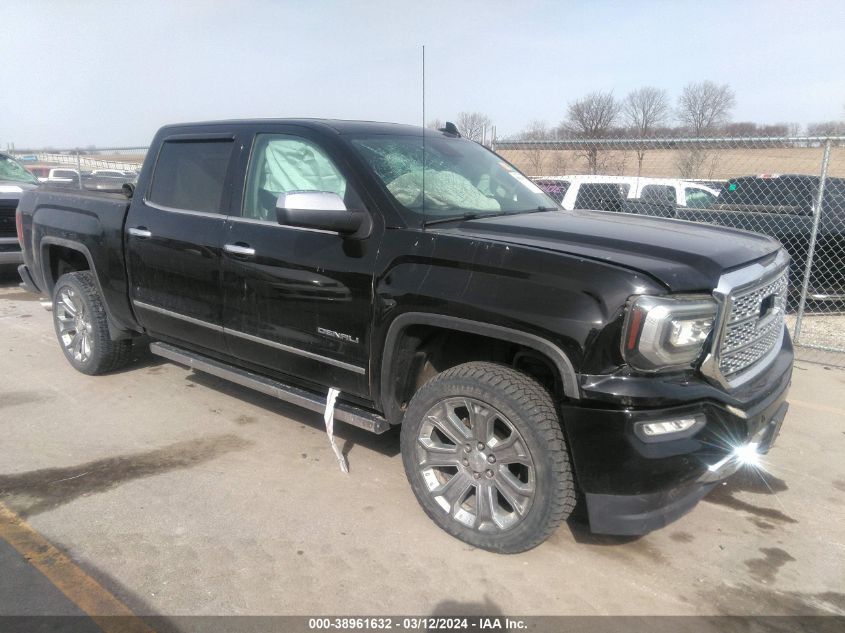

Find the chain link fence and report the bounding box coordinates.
[8,139,845,366]
[495,135,845,367]
[8,147,148,192]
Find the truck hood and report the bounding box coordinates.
[436,209,781,292]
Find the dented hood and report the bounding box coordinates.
[437,209,782,292]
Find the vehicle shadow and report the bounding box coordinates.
[565,514,642,546]
[184,370,402,460]
[107,339,168,373]
[429,595,503,617]
[703,468,796,525]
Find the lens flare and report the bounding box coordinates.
[733,441,761,468]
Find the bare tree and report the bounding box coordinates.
[517,120,552,176]
[426,118,443,130]
[807,120,845,136]
[677,81,736,135]
[455,111,492,143]
[675,81,735,178]
[563,91,620,174]
[723,121,791,137]
[675,148,708,179]
[623,87,669,175]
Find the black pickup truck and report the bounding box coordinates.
[683,175,845,304]
[16,119,793,553]
[621,174,845,304]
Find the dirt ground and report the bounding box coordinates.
[1,271,844,622]
[497,145,845,179]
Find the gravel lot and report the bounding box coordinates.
[1,270,844,621]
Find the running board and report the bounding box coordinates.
[149,341,390,434]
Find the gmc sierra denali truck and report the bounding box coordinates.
[16,119,793,553]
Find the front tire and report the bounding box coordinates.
[52,271,132,375]
[400,362,576,553]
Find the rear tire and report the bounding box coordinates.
[400,361,576,553]
[52,271,132,375]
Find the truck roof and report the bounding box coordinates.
[158,118,437,137]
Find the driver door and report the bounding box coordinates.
[221,128,381,398]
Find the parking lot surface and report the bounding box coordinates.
[1,272,844,619]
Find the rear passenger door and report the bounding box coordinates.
[126,134,237,353]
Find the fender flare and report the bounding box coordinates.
[39,236,133,340]
[380,312,580,421]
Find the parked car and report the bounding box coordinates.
[25,165,53,181]
[16,119,792,553]
[90,169,139,180]
[40,168,130,193]
[672,174,845,303]
[43,167,84,185]
[0,152,39,267]
[535,175,719,211]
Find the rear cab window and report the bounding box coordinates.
[147,138,235,213]
[574,183,630,212]
[640,184,676,204]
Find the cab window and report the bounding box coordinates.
[243,134,361,221]
[640,184,676,204]
[685,188,716,209]
[574,183,629,212]
[148,139,234,213]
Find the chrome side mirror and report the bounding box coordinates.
[276,191,367,236]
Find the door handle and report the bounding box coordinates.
[223,243,256,257]
[128,227,152,238]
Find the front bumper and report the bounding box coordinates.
[563,339,792,535]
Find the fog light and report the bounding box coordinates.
[635,415,705,442]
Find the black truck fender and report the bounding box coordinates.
[38,236,136,341]
[379,312,580,424]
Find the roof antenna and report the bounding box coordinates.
[439,122,460,137]
[422,44,426,227]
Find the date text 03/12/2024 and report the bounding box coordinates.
[307,617,527,630]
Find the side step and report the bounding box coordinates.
[149,341,391,434]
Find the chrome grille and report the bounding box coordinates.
[718,266,788,380]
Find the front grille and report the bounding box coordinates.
[0,199,17,238]
[718,266,789,380]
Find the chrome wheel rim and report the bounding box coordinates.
[56,287,93,363]
[416,397,536,533]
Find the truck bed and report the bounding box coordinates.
[17,188,137,331]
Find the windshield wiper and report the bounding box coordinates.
[423,211,506,226]
[508,205,556,215]
[422,206,555,227]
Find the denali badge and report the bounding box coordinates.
[317,327,360,344]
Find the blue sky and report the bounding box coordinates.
[2,0,843,147]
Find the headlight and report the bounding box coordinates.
[622,295,717,371]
